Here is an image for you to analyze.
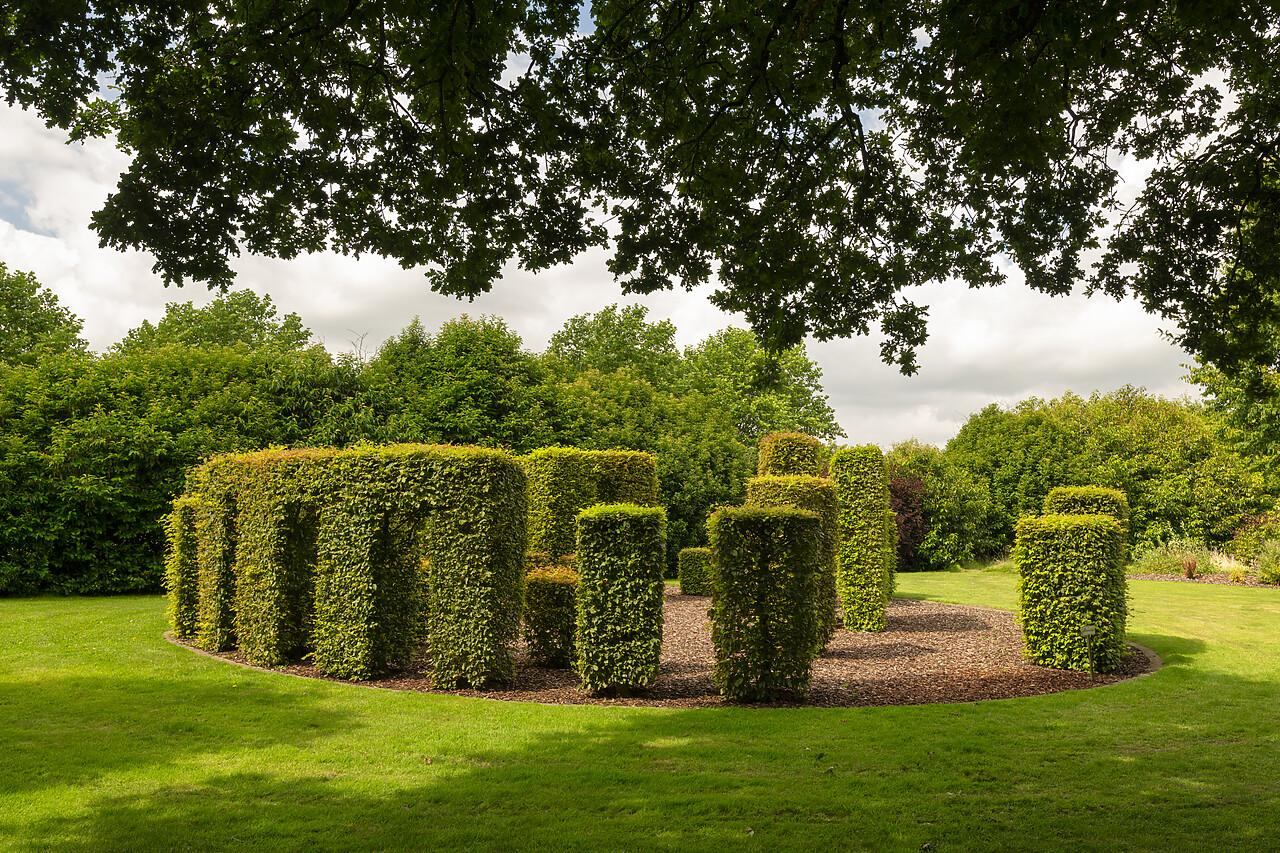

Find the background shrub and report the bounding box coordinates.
[1228,510,1280,562]
[574,504,666,694]
[1253,540,1280,584]
[830,445,893,631]
[1015,513,1128,672]
[756,432,824,477]
[745,475,838,647]
[677,547,713,596]
[523,562,579,667]
[887,466,926,572]
[708,505,822,701]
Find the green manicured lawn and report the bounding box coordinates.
[3,574,1279,851]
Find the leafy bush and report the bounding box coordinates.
[1228,510,1280,562]
[1129,537,1215,575]
[574,504,667,694]
[708,505,822,701]
[756,432,824,477]
[1015,514,1128,673]
[523,562,579,667]
[1253,540,1280,585]
[677,547,713,596]
[830,446,893,631]
[887,440,1003,570]
[745,475,839,646]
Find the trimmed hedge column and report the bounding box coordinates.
[708,505,823,701]
[1015,513,1128,672]
[830,446,894,631]
[746,475,839,647]
[194,476,238,653]
[757,432,824,477]
[523,561,579,667]
[523,448,659,558]
[163,496,200,640]
[574,504,667,694]
[1045,486,1130,540]
[677,547,713,596]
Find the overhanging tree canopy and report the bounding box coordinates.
[3,1,1278,372]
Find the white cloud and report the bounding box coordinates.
[0,101,1197,449]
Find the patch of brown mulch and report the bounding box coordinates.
[174,589,1156,708]
[1127,572,1279,588]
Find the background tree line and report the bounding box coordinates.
[0,267,841,594]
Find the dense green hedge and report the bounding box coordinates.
[1044,486,1130,533]
[708,505,823,701]
[746,475,838,647]
[523,562,579,667]
[677,547,713,596]
[177,444,527,684]
[757,432,824,477]
[830,446,893,631]
[523,447,659,558]
[574,503,666,694]
[1014,513,1128,672]
[162,496,200,640]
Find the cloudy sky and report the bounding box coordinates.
[0,99,1198,447]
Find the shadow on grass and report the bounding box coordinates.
[0,674,352,797]
[11,655,1280,853]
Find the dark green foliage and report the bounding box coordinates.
[830,446,893,631]
[523,563,579,668]
[888,439,1003,569]
[179,444,526,684]
[1044,486,1131,540]
[745,475,838,647]
[574,504,666,694]
[1015,514,1128,673]
[523,447,658,558]
[708,505,822,701]
[756,432,824,477]
[677,547,713,596]
[12,4,1276,378]
[947,389,1268,552]
[162,496,200,639]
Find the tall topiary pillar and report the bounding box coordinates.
[708,505,823,701]
[757,432,824,477]
[830,445,893,631]
[746,475,839,647]
[574,504,667,695]
[1015,513,1128,672]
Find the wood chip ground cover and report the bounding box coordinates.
[180,589,1155,708]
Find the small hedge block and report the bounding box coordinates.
[677,547,714,596]
[163,497,200,640]
[523,447,659,558]
[757,432,824,477]
[745,475,839,646]
[830,446,894,632]
[574,503,667,694]
[523,562,579,667]
[1015,513,1128,672]
[708,505,823,701]
[1045,486,1130,539]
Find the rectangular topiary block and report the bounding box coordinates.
[708,505,823,701]
[756,432,824,477]
[745,475,838,647]
[523,447,659,558]
[677,547,713,596]
[523,561,579,667]
[1015,513,1128,672]
[574,503,666,694]
[830,445,893,632]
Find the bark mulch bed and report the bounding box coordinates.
[174,589,1157,709]
[1127,572,1279,588]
